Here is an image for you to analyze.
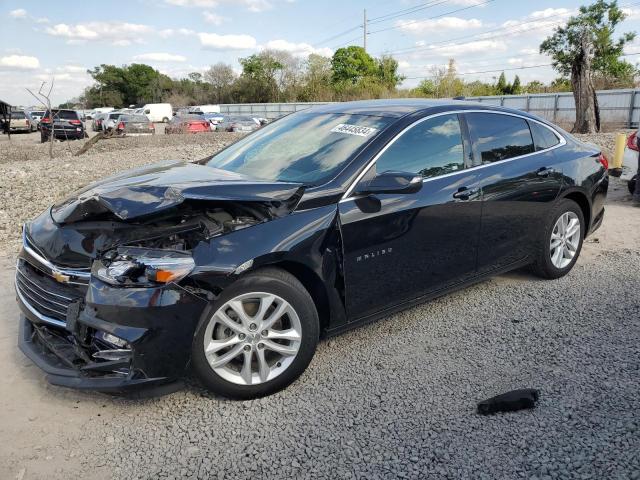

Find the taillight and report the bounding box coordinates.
[627,132,638,152]
[150,123,155,129]
[117,121,125,130]
[41,117,50,123]
[69,119,81,125]
[598,153,609,170]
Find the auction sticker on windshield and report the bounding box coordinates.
[330,124,378,137]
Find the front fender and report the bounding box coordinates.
[188,205,346,328]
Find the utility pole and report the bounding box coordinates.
[363,9,367,52]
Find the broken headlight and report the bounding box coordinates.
[93,247,195,286]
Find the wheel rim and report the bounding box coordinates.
[203,292,302,386]
[550,211,581,269]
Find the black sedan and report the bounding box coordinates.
[16,100,608,398]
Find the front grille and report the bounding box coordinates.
[16,259,87,325]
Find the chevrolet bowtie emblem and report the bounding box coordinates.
[52,270,70,283]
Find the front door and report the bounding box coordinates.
[339,113,482,320]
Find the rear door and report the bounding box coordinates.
[463,112,564,273]
[339,113,482,320]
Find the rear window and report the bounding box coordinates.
[109,113,122,119]
[11,111,26,119]
[529,121,560,151]
[47,110,79,120]
[465,113,535,165]
[122,115,149,122]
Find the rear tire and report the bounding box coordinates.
[40,133,48,143]
[531,199,585,279]
[162,117,169,123]
[191,268,319,399]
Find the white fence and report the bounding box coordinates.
[219,89,640,128]
[219,102,331,120]
[466,89,640,129]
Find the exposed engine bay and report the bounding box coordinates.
[114,203,266,251]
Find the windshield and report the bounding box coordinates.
[206,112,391,185]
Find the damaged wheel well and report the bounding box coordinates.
[275,261,331,334]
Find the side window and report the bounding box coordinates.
[465,113,534,164]
[376,114,465,179]
[529,121,560,151]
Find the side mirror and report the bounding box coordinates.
[355,171,423,195]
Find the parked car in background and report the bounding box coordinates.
[102,112,124,132]
[203,112,225,128]
[115,114,155,136]
[9,111,32,133]
[623,131,639,194]
[28,110,46,130]
[165,114,211,134]
[92,112,107,132]
[189,104,220,114]
[15,100,608,398]
[142,103,173,123]
[39,109,85,142]
[93,107,115,115]
[216,116,261,133]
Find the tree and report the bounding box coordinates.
[204,62,237,103]
[416,79,437,97]
[377,55,405,89]
[299,54,333,101]
[540,0,636,132]
[511,75,522,95]
[524,80,546,93]
[331,46,377,85]
[236,52,284,102]
[496,72,510,95]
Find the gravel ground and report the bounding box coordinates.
[0,128,639,479]
[69,248,640,479]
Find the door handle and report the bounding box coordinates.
[537,167,556,177]
[452,186,479,200]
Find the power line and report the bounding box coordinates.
[368,0,452,25]
[402,52,640,81]
[368,0,495,35]
[376,0,640,57]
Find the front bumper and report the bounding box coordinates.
[18,316,169,391]
[16,245,210,392]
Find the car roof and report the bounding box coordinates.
[305,98,539,119]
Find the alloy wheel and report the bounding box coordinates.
[203,292,302,386]
[550,211,581,269]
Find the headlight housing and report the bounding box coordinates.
[93,247,195,286]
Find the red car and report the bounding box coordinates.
[165,115,211,134]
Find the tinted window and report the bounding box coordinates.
[529,121,560,151]
[11,111,26,119]
[376,114,465,179]
[47,110,79,120]
[466,113,534,164]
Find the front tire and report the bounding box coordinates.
[192,268,319,399]
[531,199,585,279]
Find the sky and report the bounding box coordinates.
[1,0,639,106]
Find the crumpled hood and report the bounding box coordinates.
[52,160,304,223]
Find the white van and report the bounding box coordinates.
[189,104,220,114]
[142,103,173,123]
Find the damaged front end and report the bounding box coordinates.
[16,160,306,391]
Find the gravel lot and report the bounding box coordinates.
[0,128,638,480]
